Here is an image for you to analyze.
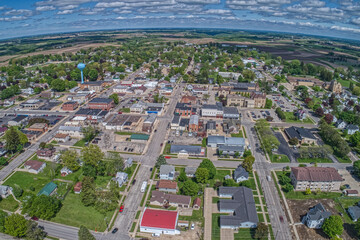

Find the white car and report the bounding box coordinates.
[191,223,195,230]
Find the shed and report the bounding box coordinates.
[38,182,57,196]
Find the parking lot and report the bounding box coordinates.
[273,131,296,162]
[271,94,298,112]
[247,109,281,122]
[168,130,203,145]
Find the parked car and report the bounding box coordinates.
[191,223,195,230]
[165,156,171,159]
[160,143,163,146]
[279,216,284,223]
[132,179,136,185]
[150,168,153,172]
[119,205,124,213]
[31,216,39,221]
[112,228,118,234]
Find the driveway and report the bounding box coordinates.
[274,132,296,162]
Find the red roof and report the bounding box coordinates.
[140,208,178,230]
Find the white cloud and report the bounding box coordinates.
[351,17,360,25]
[57,9,74,15]
[36,6,56,11]
[331,25,360,33]
[302,0,325,7]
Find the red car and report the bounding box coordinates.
[279,216,284,223]
[119,205,124,213]
[118,112,122,114]
[31,216,39,221]
[160,143,163,147]
[165,156,171,159]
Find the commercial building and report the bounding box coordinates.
[284,126,317,145]
[201,102,224,118]
[170,145,205,158]
[290,167,343,191]
[140,208,180,235]
[88,98,114,111]
[58,126,84,138]
[62,101,79,111]
[223,107,239,119]
[26,123,48,133]
[189,115,199,132]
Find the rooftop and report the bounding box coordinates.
[291,167,343,182]
[140,208,178,230]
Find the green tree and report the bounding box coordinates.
[82,126,96,142]
[305,188,311,195]
[80,177,96,206]
[12,185,23,198]
[195,168,209,183]
[178,170,188,182]
[4,127,20,152]
[354,161,360,178]
[288,138,299,145]
[155,155,167,169]
[22,195,62,220]
[88,69,98,81]
[81,145,104,167]
[223,179,237,187]
[243,149,252,158]
[25,221,47,240]
[265,99,272,109]
[78,225,96,240]
[4,214,28,237]
[262,135,280,153]
[105,152,124,175]
[50,79,66,92]
[0,210,8,232]
[109,93,119,105]
[322,215,343,238]
[242,155,255,172]
[60,150,80,171]
[181,180,199,196]
[282,183,294,193]
[254,222,268,240]
[199,159,216,179]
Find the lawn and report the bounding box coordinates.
[336,78,357,88]
[0,195,19,212]
[121,108,130,113]
[94,176,113,190]
[209,170,232,187]
[334,197,360,223]
[297,158,333,163]
[285,190,342,200]
[283,112,313,124]
[163,143,171,154]
[212,197,219,203]
[114,132,134,135]
[242,127,247,138]
[212,213,222,240]
[233,228,255,239]
[51,193,113,231]
[4,171,51,196]
[73,139,87,147]
[270,154,290,163]
[254,172,263,196]
[231,131,244,138]
[337,157,352,163]
[178,209,204,222]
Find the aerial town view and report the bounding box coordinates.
[0,1,360,240]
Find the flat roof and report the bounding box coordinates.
[140,208,178,230]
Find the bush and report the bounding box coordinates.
[12,186,23,198]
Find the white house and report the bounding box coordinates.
[114,172,128,187]
[233,166,249,183]
[302,203,331,229]
[159,165,175,180]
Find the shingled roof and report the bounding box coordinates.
[291,167,343,182]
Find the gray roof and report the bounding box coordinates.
[347,124,359,130]
[202,102,223,111]
[11,115,27,122]
[206,120,216,130]
[189,115,199,125]
[234,166,249,180]
[59,126,82,132]
[348,206,360,220]
[208,136,246,146]
[0,185,10,195]
[208,136,226,145]
[89,98,113,104]
[159,165,175,175]
[172,115,181,124]
[306,203,331,221]
[224,107,239,115]
[218,187,258,227]
[170,145,202,155]
[284,126,316,140]
[179,118,189,127]
[219,145,245,152]
[185,166,197,175]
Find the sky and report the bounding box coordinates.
[0,0,360,40]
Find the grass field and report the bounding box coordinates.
[231,131,244,138]
[4,171,50,196]
[52,193,113,231]
[73,139,87,147]
[297,158,332,163]
[233,228,255,239]
[270,154,290,163]
[0,195,19,212]
[283,112,313,124]
[212,213,222,240]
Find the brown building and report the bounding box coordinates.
[329,80,342,94]
[37,148,56,160]
[26,123,48,133]
[156,180,178,193]
[40,91,53,99]
[175,103,196,117]
[79,81,108,92]
[189,115,199,132]
[62,101,79,111]
[181,95,197,105]
[74,182,82,194]
[88,98,114,111]
[150,190,191,208]
[193,197,201,209]
[288,76,324,87]
[250,92,266,108]
[290,167,343,191]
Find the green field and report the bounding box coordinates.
[297,158,333,163]
[73,139,87,147]
[0,195,19,212]
[231,132,244,138]
[283,112,313,124]
[4,171,51,196]
[52,193,113,231]
[233,228,255,239]
[270,154,290,163]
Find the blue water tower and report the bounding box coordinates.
[77,63,86,84]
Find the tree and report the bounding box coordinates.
[305,188,312,195]
[82,126,96,142]
[88,69,98,81]
[109,93,119,105]
[78,225,96,240]
[25,220,47,240]
[324,114,333,124]
[353,161,360,178]
[22,195,62,220]
[4,127,20,152]
[178,170,188,182]
[50,79,66,92]
[105,152,124,175]
[81,145,104,167]
[254,222,268,240]
[18,131,28,145]
[243,149,252,158]
[262,134,280,153]
[288,138,299,145]
[4,214,28,237]
[80,177,96,206]
[199,159,216,179]
[181,180,199,196]
[242,155,255,172]
[315,107,324,117]
[282,183,294,193]
[223,179,237,187]
[0,210,8,232]
[275,107,286,120]
[195,168,209,183]
[322,215,343,238]
[60,150,80,171]
[155,155,167,169]
[39,142,47,149]
[12,186,23,198]
[265,98,272,109]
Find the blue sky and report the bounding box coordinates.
[0,0,360,40]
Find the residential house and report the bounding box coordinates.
[150,190,191,208]
[54,133,70,143]
[348,202,360,221]
[156,180,178,193]
[74,182,82,194]
[0,185,12,198]
[233,166,249,183]
[159,165,175,180]
[37,148,56,161]
[124,158,133,169]
[346,124,359,135]
[218,187,258,229]
[290,167,343,191]
[302,203,331,228]
[193,197,201,209]
[114,172,128,187]
[24,160,46,174]
[60,167,73,176]
[335,120,347,129]
[185,167,197,178]
[295,110,307,120]
[21,87,34,95]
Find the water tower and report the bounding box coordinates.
[77,63,86,84]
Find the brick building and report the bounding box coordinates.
[88,98,114,111]
[62,101,79,111]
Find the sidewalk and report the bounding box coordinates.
[204,188,216,240]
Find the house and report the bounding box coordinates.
[348,202,360,221]
[185,166,197,178]
[8,115,28,126]
[159,165,175,180]
[290,167,343,191]
[218,187,258,229]
[302,203,331,228]
[24,160,46,174]
[206,120,217,134]
[150,190,191,208]
[60,167,73,176]
[74,182,82,194]
[38,182,57,196]
[201,102,224,118]
[284,126,316,145]
[140,208,180,235]
[233,166,249,183]
[0,185,12,198]
[178,220,189,228]
[36,148,56,161]
[114,172,128,187]
[193,197,201,209]
[345,189,358,196]
[346,124,359,135]
[335,120,347,129]
[21,87,34,95]
[88,98,114,111]
[218,145,245,157]
[207,136,246,148]
[295,109,307,120]
[0,127,7,137]
[156,180,178,193]
[124,158,133,169]
[170,145,205,158]
[54,133,70,143]
[0,148,7,157]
